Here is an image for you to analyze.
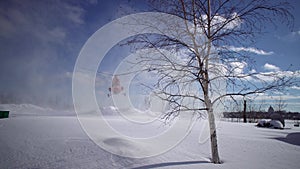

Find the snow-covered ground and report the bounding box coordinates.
[0,104,299,169]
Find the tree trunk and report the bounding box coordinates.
[243,99,247,123]
[204,0,220,163]
[207,99,221,164]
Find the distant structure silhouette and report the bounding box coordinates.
[268,105,285,127]
[268,106,274,113]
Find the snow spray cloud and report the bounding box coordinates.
[73,12,224,158]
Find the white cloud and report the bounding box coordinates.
[256,94,300,101]
[33,27,67,44]
[293,30,300,36]
[290,86,300,90]
[49,27,66,39]
[230,92,300,101]
[201,12,242,31]
[243,69,300,84]
[249,69,256,73]
[263,63,280,72]
[0,1,85,39]
[276,30,300,42]
[64,4,85,24]
[226,46,274,55]
[229,61,247,75]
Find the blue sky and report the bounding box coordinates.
[0,0,299,111]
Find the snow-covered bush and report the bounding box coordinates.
[269,120,283,129]
[256,119,283,129]
[257,119,269,127]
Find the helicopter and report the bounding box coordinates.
[108,75,126,97]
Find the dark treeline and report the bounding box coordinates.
[223,111,300,122]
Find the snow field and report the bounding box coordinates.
[0,104,299,169]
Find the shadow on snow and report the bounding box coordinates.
[273,132,300,146]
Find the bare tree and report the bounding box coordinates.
[275,96,287,112]
[257,98,266,112]
[120,0,294,164]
